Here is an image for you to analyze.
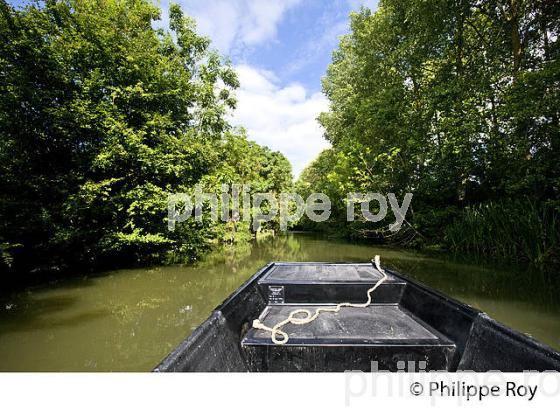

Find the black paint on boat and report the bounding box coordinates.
[154,262,560,372]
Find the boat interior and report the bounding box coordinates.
[155,262,560,372]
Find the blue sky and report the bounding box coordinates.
[9,0,379,176]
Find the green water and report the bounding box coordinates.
[0,233,559,371]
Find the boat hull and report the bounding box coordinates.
[154,262,560,372]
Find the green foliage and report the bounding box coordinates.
[444,200,560,265]
[0,0,291,281]
[298,0,560,264]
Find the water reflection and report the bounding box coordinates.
[0,233,558,371]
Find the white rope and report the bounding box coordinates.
[252,255,389,345]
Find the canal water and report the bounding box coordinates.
[0,233,558,371]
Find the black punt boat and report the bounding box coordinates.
[154,261,560,372]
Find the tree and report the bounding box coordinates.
[0,0,291,281]
[300,0,559,258]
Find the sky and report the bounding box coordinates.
[163,0,379,177]
[9,0,379,177]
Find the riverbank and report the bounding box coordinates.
[293,199,560,270]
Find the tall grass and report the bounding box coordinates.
[444,200,560,266]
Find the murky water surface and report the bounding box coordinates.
[1,234,558,370]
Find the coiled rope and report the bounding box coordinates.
[252,255,388,345]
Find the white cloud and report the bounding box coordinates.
[231,65,330,178]
[165,0,302,55]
